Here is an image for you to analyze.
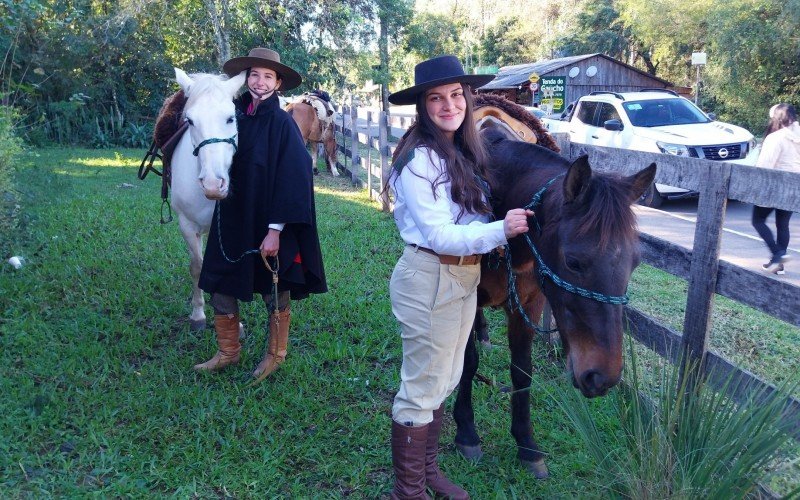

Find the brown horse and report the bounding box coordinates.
[286,100,338,176]
[451,124,656,478]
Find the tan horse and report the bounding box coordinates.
[286,100,338,176]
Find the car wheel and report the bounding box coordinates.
[639,184,663,208]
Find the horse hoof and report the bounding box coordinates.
[189,319,206,331]
[455,443,483,462]
[238,322,245,340]
[522,459,549,479]
[313,168,320,176]
[480,340,492,349]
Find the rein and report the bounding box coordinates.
[500,172,630,332]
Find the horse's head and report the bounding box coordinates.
[538,156,656,397]
[175,68,245,200]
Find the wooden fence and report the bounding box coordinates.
[333,104,800,439]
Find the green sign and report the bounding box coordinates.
[473,65,499,75]
[540,76,566,114]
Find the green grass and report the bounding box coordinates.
[1,147,797,497]
[0,148,608,497]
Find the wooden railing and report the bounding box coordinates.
[333,105,800,439]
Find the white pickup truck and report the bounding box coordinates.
[537,90,758,207]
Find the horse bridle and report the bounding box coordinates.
[192,134,238,157]
[499,172,630,332]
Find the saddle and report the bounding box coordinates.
[137,90,189,223]
[473,94,560,153]
[301,94,335,126]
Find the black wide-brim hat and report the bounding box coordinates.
[222,47,302,92]
[388,55,495,106]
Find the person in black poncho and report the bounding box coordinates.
[195,48,327,383]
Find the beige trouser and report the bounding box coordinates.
[390,245,481,426]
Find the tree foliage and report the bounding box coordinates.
[0,0,797,145]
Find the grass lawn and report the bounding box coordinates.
[1,147,797,497]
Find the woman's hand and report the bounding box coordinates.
[503,208,535,239]
[260,229,281,257]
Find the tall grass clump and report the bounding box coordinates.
[553,341,799,498]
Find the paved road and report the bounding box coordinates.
[635,199,800,285]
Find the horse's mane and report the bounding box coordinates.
[474,94,560,153]
[545,172,639,250]
[183,73,237,107]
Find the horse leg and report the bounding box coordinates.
[178,217,207,331]
[310,141,320,176]
[326,135,339,177]
[453,329,483,461]
[474,308,490,348]
[507,303,549,479]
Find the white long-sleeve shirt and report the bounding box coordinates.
[756,121,800,173]
[391,147,507,256]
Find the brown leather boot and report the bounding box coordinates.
[425,404,469,499]
[391,420,432,500]
[252,308,291,383]
[193,314,241,371]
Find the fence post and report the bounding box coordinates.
[379,110,390,211]
[341,105,348,172]
[350,103,359,185]
[366,110,373,199]
[681,161,731,383]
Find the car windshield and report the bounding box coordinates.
[622,98,711,127]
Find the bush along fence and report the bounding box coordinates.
[333,104,800,442]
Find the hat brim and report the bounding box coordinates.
[388,75,495,105]
[222,57,303,92]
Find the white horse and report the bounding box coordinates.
[170,68,244,330]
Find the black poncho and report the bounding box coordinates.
[199,92,327,301]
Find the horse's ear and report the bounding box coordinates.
[175,68,193,92]
[564,155,592,203]
[626,163,657,203]
[225,71,246,95]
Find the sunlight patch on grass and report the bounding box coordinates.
[68,153,140,168]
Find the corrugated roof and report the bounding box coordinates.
[480,54,596,89]
[479,53,671,89]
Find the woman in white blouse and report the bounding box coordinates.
[384,55,533,500]
[752,103,800,274]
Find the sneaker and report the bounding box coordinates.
[763,260,784,274]
[775,264,786,275]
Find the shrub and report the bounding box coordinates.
[0,105,22,246]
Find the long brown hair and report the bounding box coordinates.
[765,103,797,137]
[386,83,491,218]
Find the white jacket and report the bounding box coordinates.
[756,121,800,172]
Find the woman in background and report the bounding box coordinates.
[752,103,800,274]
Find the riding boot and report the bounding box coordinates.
[193,314,241,371]
[252,308,291,383]
[391,421,431,500]
[425,404,469,499]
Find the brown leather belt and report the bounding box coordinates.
[414,246,482,266]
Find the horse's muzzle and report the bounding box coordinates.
[572,369,619,398]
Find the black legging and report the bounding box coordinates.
[751,205,793,256]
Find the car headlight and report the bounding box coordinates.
[656,141,691,156]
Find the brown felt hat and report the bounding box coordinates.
[222,47,302,91]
